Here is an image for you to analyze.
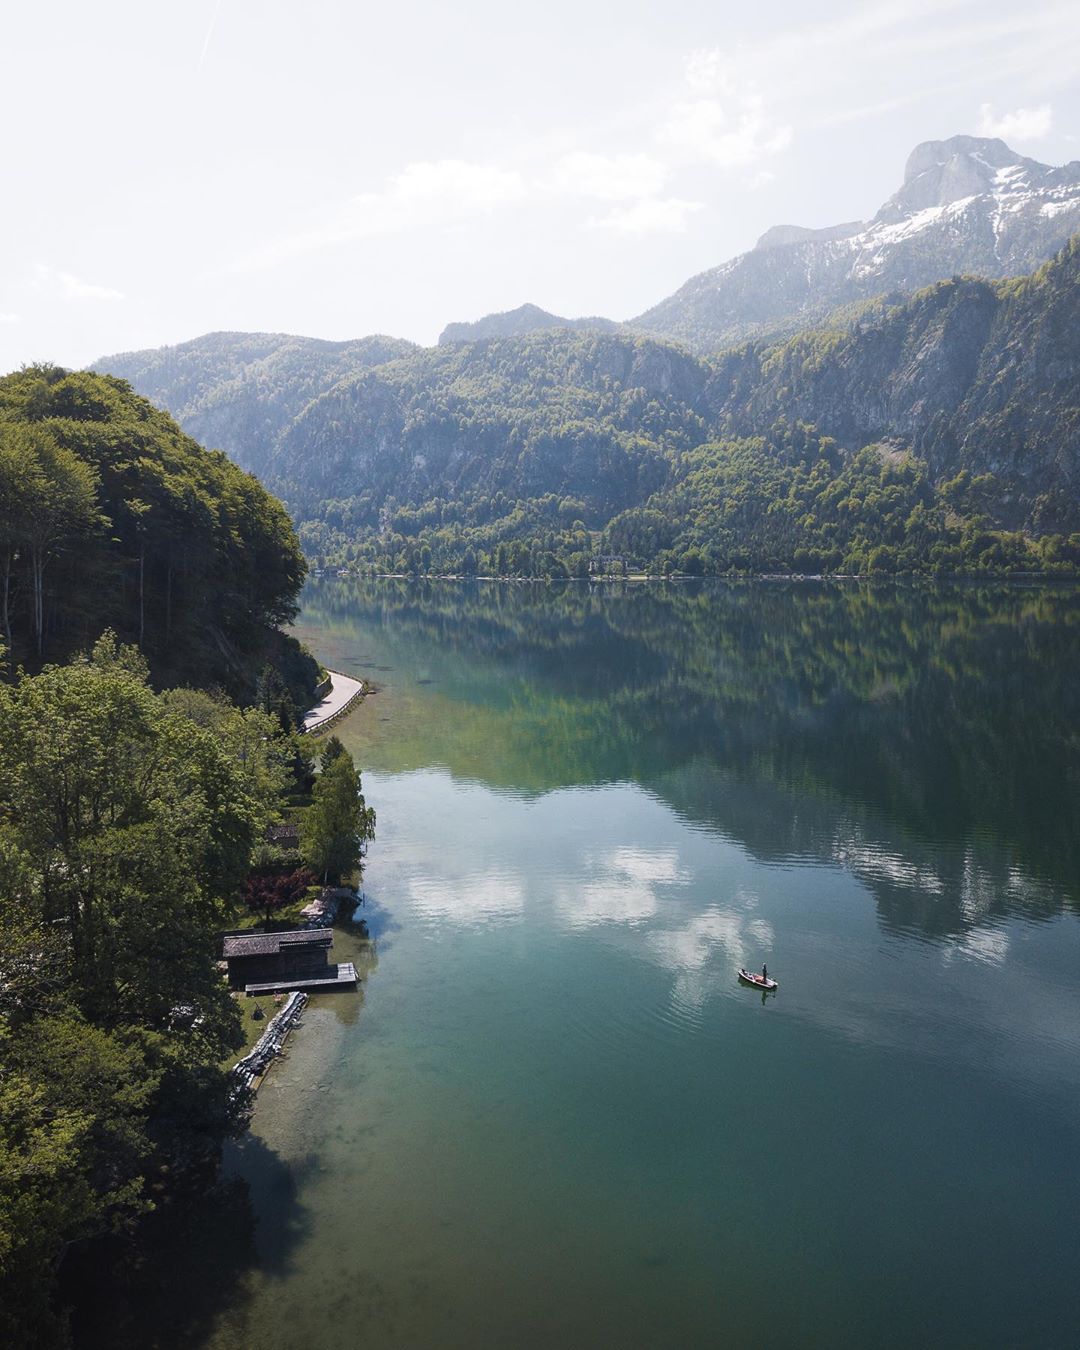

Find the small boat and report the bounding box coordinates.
[738,968,778,992]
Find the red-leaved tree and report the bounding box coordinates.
[241,867,315,924]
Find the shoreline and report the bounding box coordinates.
[231,990,308,1094]
[302,669,366,734]
[312,569,1078,585]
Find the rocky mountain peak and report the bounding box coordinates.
[631,134,1080,354]
[879,135,1042,222]
[902,135,1018,182]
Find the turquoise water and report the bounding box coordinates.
[214,580,1080,1349]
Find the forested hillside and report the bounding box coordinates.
[273,331,710,521]
[282,237,1080,575]
[94,236,1080,577]
[705,236,1080,525]
[439,302,619,345]
[93,332,417,477]
[0,365,316,701]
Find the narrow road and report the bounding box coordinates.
[303,671,365,733]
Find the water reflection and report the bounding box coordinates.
[185,578,1080,1350]
[295,577,1080,947]
[554,846,688,928]
[649,903,775,1017]
[61,1138,312,1350]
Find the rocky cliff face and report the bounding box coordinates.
[632,135,1080,353]
[705,236,1080,525]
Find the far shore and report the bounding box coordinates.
[309,569,1074,585]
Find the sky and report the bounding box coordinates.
[1,0,1078,370]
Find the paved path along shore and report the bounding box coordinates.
[303,671,365,734]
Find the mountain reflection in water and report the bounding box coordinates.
[297,576,1080,944]
[118,577,1080,1350]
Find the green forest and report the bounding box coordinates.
[0,635,375,1345]
[0,372,380,1344]
[100,236,1080,579]
[0,364,314,702]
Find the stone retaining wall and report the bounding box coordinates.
[231,990,308,1092]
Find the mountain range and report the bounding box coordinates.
[433,135,1080,353]
[631,135,1080,351]
[91,134,1080,574]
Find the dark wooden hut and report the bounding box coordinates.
[223,929,356,993]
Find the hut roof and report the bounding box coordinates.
[223,929,332,958]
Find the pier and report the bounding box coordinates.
[243,961,358,995]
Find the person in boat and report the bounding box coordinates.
[762,963,768,982]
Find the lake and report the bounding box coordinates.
[211,579,1080,1349]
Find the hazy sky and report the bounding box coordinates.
[2,0,1078,369]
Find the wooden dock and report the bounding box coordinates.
[244,962,358,995]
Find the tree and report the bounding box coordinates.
[20,430,100,654]
[0,639,295,1343]
[0,366,312,693]
[300,749,376,885]
[319,734,347,771]
[241,866,314,924]
[0,427,43,663]
[255,662,298,733]
[159,687,295,835]
[0,423,100,659]
[0,1013,157,1348]
[0,636,260,1026]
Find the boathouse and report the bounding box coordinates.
[223,929,357,994]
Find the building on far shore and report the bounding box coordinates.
[223,929,356,994]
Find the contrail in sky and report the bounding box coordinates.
[199,0,225,68]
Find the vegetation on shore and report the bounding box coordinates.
[0,364,316,704]
[0,638,375,1345]
[0,366,374,1345]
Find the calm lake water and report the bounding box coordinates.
[216,579,1080,1349]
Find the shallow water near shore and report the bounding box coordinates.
[207,579,1080,1350]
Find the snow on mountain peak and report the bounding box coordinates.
[633,135,1080,353]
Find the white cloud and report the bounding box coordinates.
[684,47,739,96]
[661,45,793,170]
[32,265,124,302]
[977,102,1053,142]
[650,905,773,976]
[587,197,703,235]
[231,158,527,272]
[659,95,793,168]
[952,927,1010,967]
[549,151,668,201]
[391,158,526,209]
[0,313,20,324]
[199,0,224,68]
